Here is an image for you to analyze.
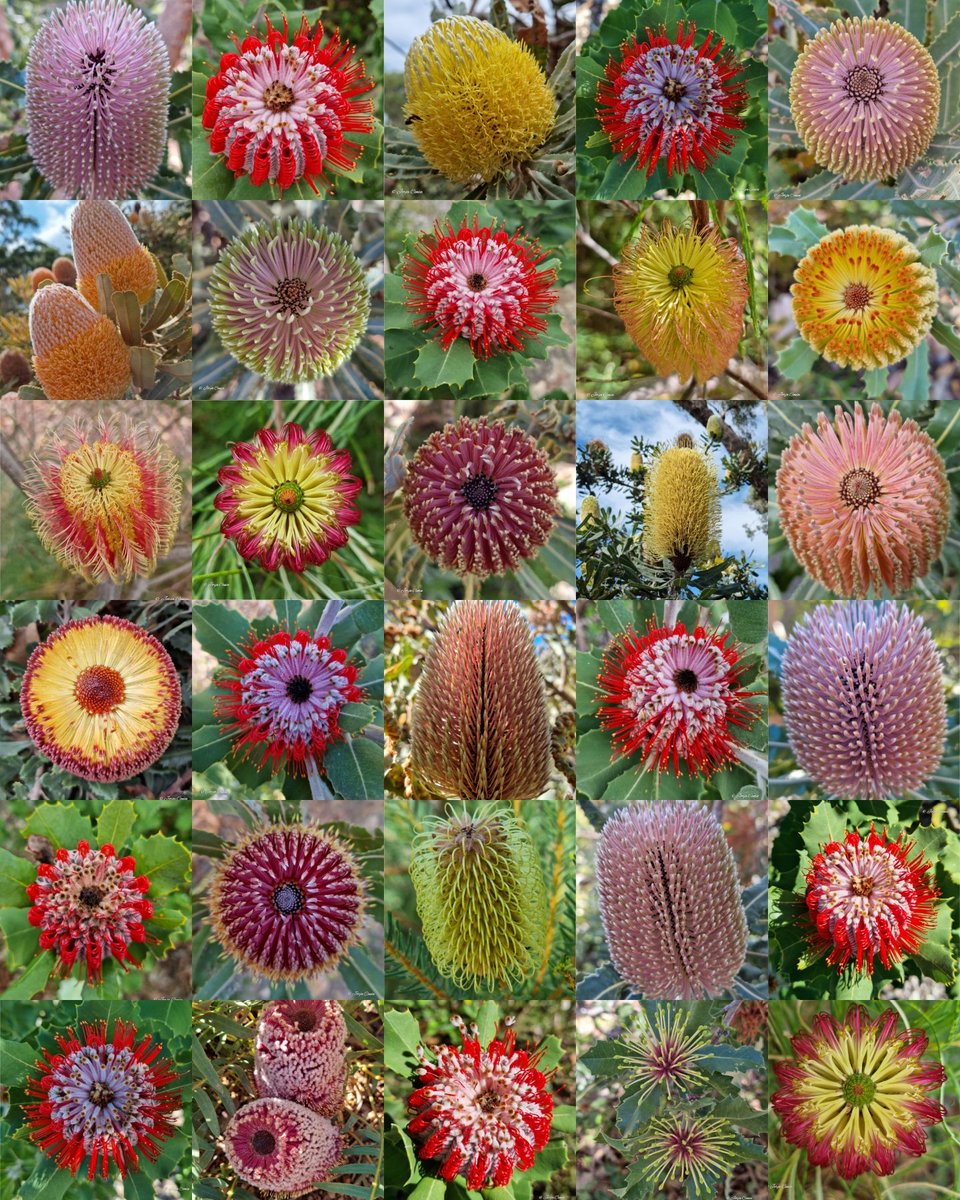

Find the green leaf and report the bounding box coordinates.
[899,340,929,408]
[0,845,35,906]
[96,799,136,852]
[384,272,414,331]
[727,600,766,645]
[888,0,928,39]
[578,1038,623,1079]
[576,729,625,801]
[0,1037,38,1084]
[19,1154,75,1200]
[863,366,888,397]
[777,337,819,380]
[384,1008,422,1075]
[913,900,956,983]
[128,832,190,894]
[918,229,949,266]
[2,907,46,968]
[475,1000,500,1046]
[407,1180,446,1200]
[193,602,250,663]
[192,723,237,773]
[413,337,477,390]
[2,952,51,1000]
[23,803,95,850]
[697,1044,765,1074]
[324,735,382,800]
[596,599,633,636]
[338,702,375,734]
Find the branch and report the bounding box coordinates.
[576,225,618,269]
[0,436,26,490]
[724,366,767,401]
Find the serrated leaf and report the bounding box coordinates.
[128,832,190,894]
[578,1038,623,1079]
[96,799,136,852]
[777,337,819,380]
[23,803,95,850]
[412,336,476,390]
[384,1008,422,1075]
[0,845,36,906]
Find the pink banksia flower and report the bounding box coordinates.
[223,1097,342,1195]
[29,283,132,401]
[26,0,169,198]
[781,602,946,799]
[772,1006,946,1178]
[0,348,31,387]
[71,200,158,309]
[595,801,748,998]
[52,258,77,286]
[407,1013,555,1190]
[402,416,558,579]
[254,1001,347,1118]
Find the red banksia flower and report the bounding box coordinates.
[209,824,366,982]
[772,1006,947,1178]
[24,1019,180,1180]
[777,403,949,598]
[202,14,374,195]
[781,602,946,799]
[29,283,132,402]
[402,416,558,579]
[254,1001,347,1118]
[597,22,746,178]
[407,1014,554,1190]
[20,615,181,783]
[223,1097,342,1195]
[596,801,748,998]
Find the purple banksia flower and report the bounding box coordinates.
[254,1001,347,1119]
[223,1097,341,1195]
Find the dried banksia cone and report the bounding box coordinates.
[51,257,77,286]
[595,801,748,998]
[71,200,158,309]
[411,602,552,801]
[675,433,695,449]
[254,1001,347,1118]
[30,267,55,291]
[409,805,548,991]
[643,445,720,572]
[223,1098,341,1196]
[0,349,30,387]
[29,284,131,401]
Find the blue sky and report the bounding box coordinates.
[20,201,72,252]
[384,0,427,72]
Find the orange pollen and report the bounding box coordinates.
[843,281,872,311]
[74,665,126,714]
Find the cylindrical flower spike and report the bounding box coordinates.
[71,200,158,308]
[642,445,721,573]
[223,1098,342,1195]
[580,495,601,523]
[254,1001,347,1118]
[630,1114,740,1191]
[29,283,131,401]
[617,1006,711,1103]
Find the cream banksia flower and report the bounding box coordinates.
[29,284,131,401]
[71,201,158,309]
[223,1097,341,1195]
[254,1001,347,1118]
[618,1006,711,1103]
[631,1114,740,1192]
[642,443,721,573]
[409,805,548,991]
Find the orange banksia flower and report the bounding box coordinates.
[29,283,131,401]
[71,200,158,308]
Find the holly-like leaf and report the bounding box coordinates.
[23,803,94,850]
[96,799,136,853]
[0,846,35,907]
[412,337,476,391]
[777,337,819,381]
[384,1008,422,1076]
[128,832,190,896]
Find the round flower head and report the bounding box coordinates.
[781,601,946,799]
[31,267,56,291]
[23,1019,180,1180]
[26,0,169,197]
[29,284,131,402]
[213,627,363,777]
[777,403,949,597]
[223,1098,341,1195]
[71,200,158,309]
[407,1013,554,1190]
[52,258,77,286]
[254,1001,347,1118]
[403,416,558,579]
[618,1007,710,1103]
[403,16,556,184]
[642,444,721,573]
[208,216,370,383]
[202,14,374,195]
[209,824,366,982]
[596,801,748,998]
[214,422,361,574]
[772,1006,947,1178]
[631,1114,739,1191]
[20,615,181,783]
[0,348,31,387]
[614,222,748,382]
[791,226,938,370]
[597,22,747,178]
[23,414,182,585]
[790,17,940,181]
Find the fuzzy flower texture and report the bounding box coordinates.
[29,283,131,402]
[642,440,721,574]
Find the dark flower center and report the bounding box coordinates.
[274,276,311,316]
[74,665,126,715]
[273,882,305,916]
[668,263,693,289]
[467,272,487,292]
[285,674,313,704]
[88,467,111,491]
[80,886,104,908]
[842,1071,877,1108]
[80,48,116,96]
[461,473,499,511]
[843,281,873,311]
[851,875,873,896]
[272,479,305,514]
[263,80,295,112]
[844,65,883,103]
[252,1130,277,1156]
[840,467,881,509]
[476,1089,501,1114]
[293,1008,318,1032]
[89,1080,116,1107]
[673,669,698,694]
[663,77,687,102]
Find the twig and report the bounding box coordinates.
[577,301,621,323]
[724,366,767,401]
[576,225,618,269]
[664,598,681,626]
[0,436,26,489]
[733,744,768,781]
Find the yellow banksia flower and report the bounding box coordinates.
[580,495,600,523]
[72,200,158,309]
[643,445,720,572]
[630,451,643,471]
[404,16,556,184]
[29,283,131,401]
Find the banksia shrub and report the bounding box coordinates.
[595,801,748,997]
[411,601,553,801]
[29,283,131,401]
[223,1097,341,1195]
[254,1001,347,1118]
[71,200,158,308]
[51,257,77,286]
[642,445,721,572]
[0,348,30,387]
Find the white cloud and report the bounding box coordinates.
[22,201,71,253]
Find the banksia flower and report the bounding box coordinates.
[409,805,548,991]
[401,217,558,359]
[52,258,77,286]
[727,1000,767,1044]
[214,423,361,574]
[630,451,643,471]
[777,403,949,597]
[614,222,748,382]
[772,1006,946,1178]
[26,839,154,986]
[202,14,374,196]
[580,495,601,523]
[23,414,182,584]
[23,1020,180,1180]
[597,22,747,178]
[254,1001,347,1118]
[404,16,556,184]
[71,200,158,309]
[0,348,30,387]
[781,602,946,798]
[20,615,180,782]
[595,801,748,997]
[790,18,940,182]
[618,1006,710,1103]
[411,602,553,801]
[213,627,363,777]
[31,267,56,291]
[403,416,558,579]
[791,226,938,370]
[642,445,721,573]
[209,824,366,982]
[223,1098,341,1195]
[26,0,169,198]
[631,1114,740,1191]
[208,217,369,383]
[29,283,131,401]
[706,414,725,440]
[407,1013,554,1190]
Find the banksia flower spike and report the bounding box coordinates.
[223,1097,342,1195]
[614,222,748,382]
[26,0,169,198]
[52,258,77,286]
[20,615,181,783]
[772,1006,946,1178]
[254,1001,347,1118]
[595,801,748,997]
[411,602,553,801]
[404,16,556,184]
[642,443,721,573]
[31,267,56,291]
[409,804,548,991]
[0,348,31,387]
[71,200,158,309]
[727,1000,767,1044]
[29,283,131,401]
[208,217,370,383]
[632,1114,740,1191]
[791,226,938,370]
[618,1006,710,1103]
[781,602,946,799]
[580,495,601,523]
[790,18,940,182]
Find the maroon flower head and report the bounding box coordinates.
[255,1001,347,1118]
[223,1097,342,1195]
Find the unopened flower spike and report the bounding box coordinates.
[254,1001,347,1118]
[223,1097,342,1195]
[71,200,158,308]
[29,283,132,401]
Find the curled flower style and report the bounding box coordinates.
[23,1019,180,1180]
[614,222,748,382]
[777,403,949,597]
[402,416,558,579]
[772,1006,947,1178]
[29,283,131,402]
[71,200,158,309]
[642,444,721,574]
[223,1097,341,1195]
[632,1114,740,1191]
[20,615,181,783]
[402,217,557,358]
[202,14,374,195]
[214,422,361,574]
[791,226,938,370]
[781,601,946,799]
[618,1007,710,1103]
[790,17,940,182]
[209,824,366,982]
[597,22,746,178]
[408,1013,554,1190]
[254,1001,347,1118]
